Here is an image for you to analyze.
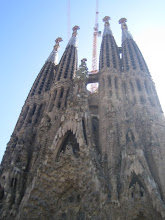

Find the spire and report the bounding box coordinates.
[119,18,149,73]
[99,16,121,71]
[119,18,133,43]
[55,26,80,82]
[103,16,113,36]
[29,38,63,97]
[66,25,80,48]
[46,37,63,65]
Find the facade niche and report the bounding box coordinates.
[57,131,80,161]
[129,173,143,188]
[82,119,87,144]
[70,62,75,79]
[148,97,155,107]
[70,49,76,79]
[127,41,136,69]
[129,172,145,200]
[64,49,73,79]
[57,87,64,109]
[27,104,36,124]
[108,76,111,87]
[105,36,110,67]
[45,69,54,91]
[109,35,118,68]
[115,76,119,98]
[31,104,36,116]
[23,106,29,120]
[10,178,17,189]
[126,130,135,144]
[140,95,145,104]
[0,185,4,201]
[129,80,134,93]
[34,104,44,124]
[10,177,18,208]
[49,90,57,112]
[102,77,105,88]
[65,88,70,108]
[134,212,148,220]
[92,117,100,154]
[99,40,104,69]
[136,79,142,91]
[123,44,129,71]
[122,82,127,100]
[115,76,118,89]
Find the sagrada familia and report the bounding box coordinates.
[0,16,165,219]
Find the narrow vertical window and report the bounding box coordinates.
[65,88,70,108]
[115,76,118,89]
[129,80,134,93]
[115,76,119,99]
[140,96,145,104]
[58,87,64,109]
[92,117,100,154]
[122,82,127,100]
[144,81,149,94]
[82,119,87,144]
[108,76,111,87]
[136,79,142,91]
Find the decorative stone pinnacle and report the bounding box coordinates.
[103,16,111,26]
[119,18,128,30]
[72,25,80,37]
[46,37,63,64]
[55,37,63,44]
[75,58,88,80]
[54,37,63,51]
[102,16,113,36]
[81,58,87,63]
[67,26,79,47]
[119,18,133,42]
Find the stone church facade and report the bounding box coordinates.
[0,16,165,219]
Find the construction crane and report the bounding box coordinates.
[90,0,101,92]
[67,0,71,40]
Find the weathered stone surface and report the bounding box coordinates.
[1,20,165,220]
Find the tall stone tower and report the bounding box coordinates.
[0,17,165,220]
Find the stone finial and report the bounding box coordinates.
[67,25,80,47]
[102,16,112,36]
[72,25,80,37]
[81,58,87,64]
[75,58,88,80]
[119,18,133,42]
[46,37,63,65]
[54,37,63,51]
[103,16,111,26]
[118,18,128,30]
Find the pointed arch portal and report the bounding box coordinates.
[56,131,80,161]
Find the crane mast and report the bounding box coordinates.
[67,0,71,40]
[91,0,100,73]
[90,0,101,92]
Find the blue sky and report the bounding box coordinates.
[0,0,165,161]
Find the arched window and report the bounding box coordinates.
[136,79,142,91]
[57,87,64,109]
[82,119,87,144]
[92,117,100,154]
